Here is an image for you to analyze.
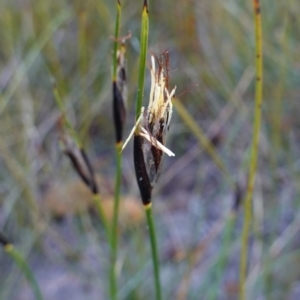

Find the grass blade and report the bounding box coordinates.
[239,0,263,298]
[135,0,149,121]
[0,234,44,300]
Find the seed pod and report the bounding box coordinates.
[0,232,10,247]
[113,43,127,143]
[60,131,98,195]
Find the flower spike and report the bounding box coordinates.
[130,52,176,204]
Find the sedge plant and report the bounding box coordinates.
[110,1,127,299]
[0,232,44,300]
[133,53,176,300]
[124,1,157,298]
[239,0,263,299]
[122,2,178,298]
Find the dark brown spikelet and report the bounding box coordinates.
[143,0,148,10]
[80,149,98,194]
[150,117,165,173]
[143,53,172,184]
[113,81,126,143]
[113,44,127,143]
[134,135,153,205]
[65,148,98,195]
[60,133,98,195]
[155,51,170,90]
[151,145,163,173]
[0,232,10,247]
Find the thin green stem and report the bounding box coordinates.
[53,83,82,147]
[93,193,110,239]
[110,2,122,299]
[5,244,44,300]
[135,1,149,121]
[239,0,263,299]
[112,1,121,81]
[110,143,123,300]
[145,204,162,300]
[78,4,89,140]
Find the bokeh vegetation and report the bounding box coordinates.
[1,0,300,299]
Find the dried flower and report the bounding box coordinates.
[124,52,176,205]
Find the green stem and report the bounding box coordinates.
[5,244,44,300]
[112,1,121,81]
[145,204,162,300]
[110,2,122,298]
[239,0,263,299]
[78,5,90,141]
[135,1,149,120]
[110,143,123,300]
[52,83,82,147]
[133,1,162,299]
[93,193,110,239]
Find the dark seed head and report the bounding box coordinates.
[113,43,127,143]
[80,149,98,194]
[151,145,163,174]
[143,0,148,12]
[134,135,152,205]
[0,232,10,247]
[61,134,98,195]
[113,81,126,143]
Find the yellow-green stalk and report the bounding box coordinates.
[135,0,149,121]
[239,0,263,299]
[0,233,44,300]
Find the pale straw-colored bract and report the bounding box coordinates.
[122,55,176,156]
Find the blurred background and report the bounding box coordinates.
[1,0,300,299]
